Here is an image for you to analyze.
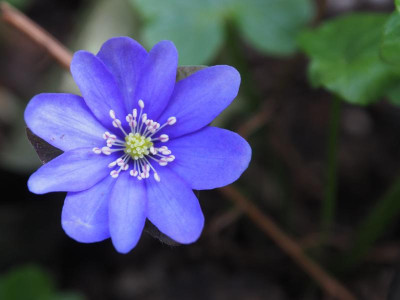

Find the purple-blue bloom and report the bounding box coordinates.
[24,37,251,253]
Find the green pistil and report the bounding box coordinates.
[124,132,153,160]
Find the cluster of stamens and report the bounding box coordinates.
[92,99,176,182]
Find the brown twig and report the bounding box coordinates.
[1,3,356,299]
[219,186,357,300]
[205,208,242,237]
[0,2,72,70]
[237,98,276,138]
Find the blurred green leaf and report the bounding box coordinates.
[0,265,53,300]
[299,13,399,105]
[236,0,314,56]
[7,0,31,10]
[396,0,400,12]
[131,0,225,65]
[0,88,40,172]
[130,0,315,64]
[380,13,400,68]
[0,265,84,300]
[386,83,400,105]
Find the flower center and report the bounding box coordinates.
[92,99,176,182]
[124,133,153,159]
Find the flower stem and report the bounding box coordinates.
[321,96,341,243]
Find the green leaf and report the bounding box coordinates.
[0,88,41,172]
[299,13,399,105]
[131,0,225,65]
[380,13,400,68]
[386,83,400,105]
[130,0,315,64]
[0,265,85,300]
[236,0,315,56]
[7,0,31,10]
[396,0,400,12]
[0,265,54,300]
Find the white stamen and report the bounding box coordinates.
[102,147,111,155]
[159,134,169,142]
[109,110,116,119]
[138,99,144,109]
[154,172,160,182]
[112,119,121,128]
[92,147,102,154]
[167,116,177,125]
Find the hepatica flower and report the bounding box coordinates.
[25,37,251,253]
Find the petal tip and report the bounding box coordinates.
[62,218,109,244]
[111,238,139,254]
[27,173,45,195]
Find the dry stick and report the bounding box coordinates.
[0,2,72,70]
[220,186,356,300]
[0,3,356,299]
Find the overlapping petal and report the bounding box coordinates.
[26,37,250,253]
[97,37,148,112]
[146,167,204,244]
[158,65,240,138]
[134,40,178,120]
[28,148,117,194]
[24,93,107,151]
[70,51,127,130]
[109,172,147,253]
[167,127,251,190]
[62,176,116,243]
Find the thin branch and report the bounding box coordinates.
[219,186,357,300]
[1,4,356,299]
[0,2,72,70]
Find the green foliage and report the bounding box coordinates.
[0,265,84,300]
[8,0,31,10]
[380,11,400,106]
[236,0,314,56]
[380,13,400,68]
[130,0,315,65]
[299,13,400,105]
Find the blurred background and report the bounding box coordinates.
[1,0,400,299]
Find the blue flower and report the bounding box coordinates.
[25,37,251,253]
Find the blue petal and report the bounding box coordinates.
[97,37,148,113]
[109,172,146,253]
[62,176,116,243]
[167,127,251,190]
[158,65,240,138]
[70,51,127,130]
[28,148,117,194]
[134,40,178,120]
[146,167,204,244]
[24,93,107,151]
